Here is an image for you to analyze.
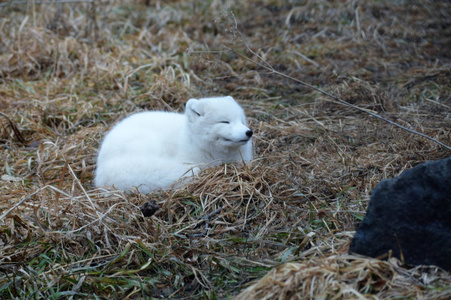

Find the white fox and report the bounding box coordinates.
[94,96,253,193]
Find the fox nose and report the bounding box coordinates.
[246,130,253,138]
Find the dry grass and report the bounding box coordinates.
[1,0,450,298]
[236,255,451,300]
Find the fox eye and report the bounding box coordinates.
[220,121,230,124]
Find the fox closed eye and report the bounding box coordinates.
[219,121,230,124]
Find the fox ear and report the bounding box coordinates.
[186,98,204,120]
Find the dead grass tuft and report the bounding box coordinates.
[333,79,394,113]
[236,255,451,300]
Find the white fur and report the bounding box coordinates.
[95,96,253,193]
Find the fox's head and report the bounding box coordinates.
[185,96,253,149]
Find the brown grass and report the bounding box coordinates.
[0,0,450,298]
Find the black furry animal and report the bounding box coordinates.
[349,157,451,271]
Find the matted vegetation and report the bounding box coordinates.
[1,0,450,298]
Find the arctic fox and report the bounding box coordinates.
[94,96,253,193]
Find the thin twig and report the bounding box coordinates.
[190,207,223,238]
[0,111,26,144]
[0,189,41,221]
[200,207,222,220]
[227,15,451,152]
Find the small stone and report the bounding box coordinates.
[140,200,159,217]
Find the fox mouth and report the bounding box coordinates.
[222,137,250,144]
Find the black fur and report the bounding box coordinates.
[349,157,451,271]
